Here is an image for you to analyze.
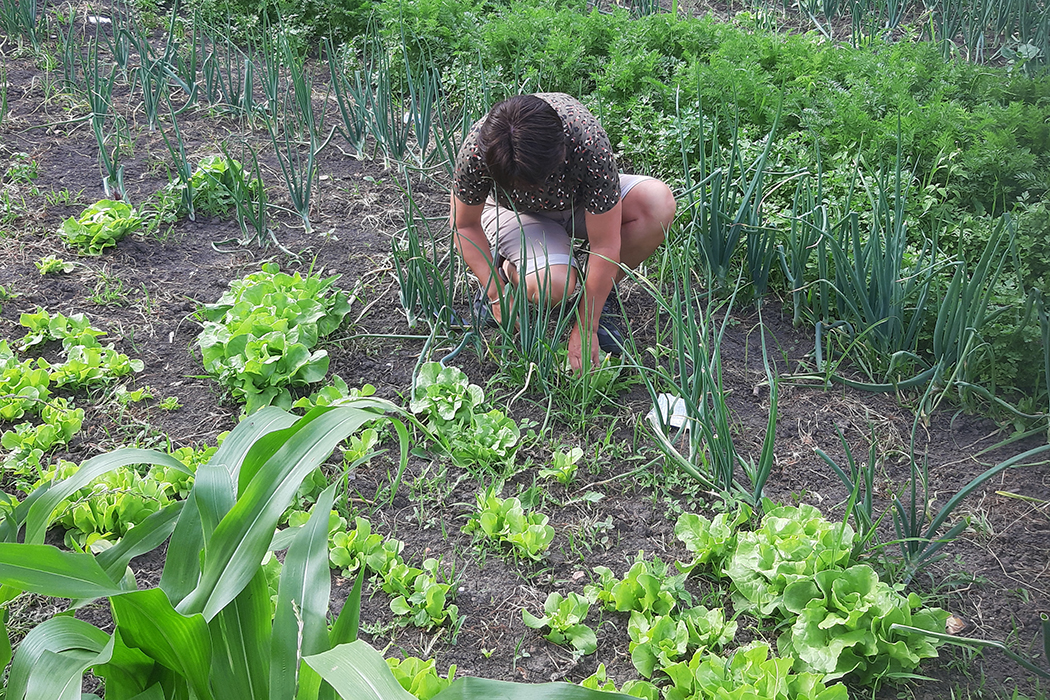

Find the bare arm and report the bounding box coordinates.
[568,202,622,372]
[450,192,506,321]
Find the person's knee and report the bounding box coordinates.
[525,265,577,305]
[646,181,676,237]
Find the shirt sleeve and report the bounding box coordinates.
[452,118,491,206]
[575,122,620,215]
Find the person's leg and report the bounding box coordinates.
[481,202,578,306]
[618,176,676,272]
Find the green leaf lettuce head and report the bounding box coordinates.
[725,503,854,617]
[674,503,752,573]
[661,642,849,700]
[776,564,948,684]
[59,199,142,255]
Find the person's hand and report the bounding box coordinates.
[567,322,600,374]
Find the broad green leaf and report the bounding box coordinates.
[26,448,188,544]
[209,406,298,489]
[159,491,204,606]
[0,606,11,672]
[0,544,125,598]
[432,677,635,700]
[180,403,391,620]
[92,630,157,700]
[209,568,271,700]
[194,461,237,542]
[329,569,364,647]
[26,647,99,700]
[7,616,109,700]
[97,501,184,583]
[303,640,416,700]
[271,484,337,700]
[110,588,214,700]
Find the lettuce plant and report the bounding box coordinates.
[386,657,457,700]
[0,340,51,421]
[157,154,263,220]
[725,503,854,617]
[540,446,584,485]
[19,308,107,351]
[197,263,352,415]
[586,558,687,617]
[777,564,948,684]
[523,591,598,656]
[59,199,142,255]
[462,490,554,560]
[0,397,83,459]
[628,606,737,679]
[384,558,460,631]
[661,642,849,700]
[410,362,483,429]
[411,362,520,471]
[673,504,751,573]
[328,515,404,577]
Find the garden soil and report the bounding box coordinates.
[0,25,1047,700]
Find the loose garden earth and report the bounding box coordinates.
[0,1,1048,699]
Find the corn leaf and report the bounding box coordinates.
[270,483,337,700]
[7,616,109,700]
[303,640,417,700]
[433,677,636,700]
[178,402,390,620]
[0,543,125,598]
[209,568,271,700]
[110,588,214,700]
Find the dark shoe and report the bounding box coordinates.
[596,290,625,355]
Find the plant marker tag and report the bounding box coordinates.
[646,393,688,434]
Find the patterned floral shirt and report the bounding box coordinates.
[452,93,621,215]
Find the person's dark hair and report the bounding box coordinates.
[478,95,566,191]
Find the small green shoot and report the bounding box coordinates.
[539,446,584,486]
[35,255,75,275]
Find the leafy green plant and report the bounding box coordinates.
[49,344,144,388]
[586,557,689,617]
[0,398,398,700]
[35,255,75,275]
[387,656,458,700]
[59,199,142,255]
[627,606,737,679]
[0,397,83,460]
[674,505,751,573]
[19,308,107,352]
[411,362,520,471]
[197,263,352,415]
[37,461,174,548]
[462,489,554,560]
[522,591,597,656]
[158,395,183,411]
[384,558,460,631]
[328,515,404,577]
[660,642,849,700]
[158,154,263,220]
[0,340,51,421]
[724,503,854,617]
[777,564,948,683]
[539,446,584,485]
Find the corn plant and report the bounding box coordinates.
[0,400,407,700]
